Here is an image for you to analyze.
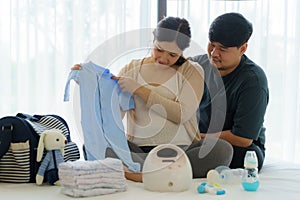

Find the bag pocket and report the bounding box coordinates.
[0,140,31,183]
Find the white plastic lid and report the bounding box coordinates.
[244,151,258,168]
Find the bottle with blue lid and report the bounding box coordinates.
[241,151,260,191]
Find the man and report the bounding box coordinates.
[193,12,269,171]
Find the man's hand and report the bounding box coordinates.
[201,131,253,147]
[200,132,221,139]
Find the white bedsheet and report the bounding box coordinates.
[1,158,299,200]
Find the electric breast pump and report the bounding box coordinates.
[142,144,193,192]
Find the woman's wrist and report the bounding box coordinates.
[133,85,151,102]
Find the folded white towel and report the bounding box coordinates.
[59,158,128,197]
[59,171,124,181]
[59,158,123,172]
[61,187,126,198]
[59,167,123,176]
[62,180,127,190]
[60,176,126,188]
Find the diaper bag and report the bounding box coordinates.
[0,113,80,183]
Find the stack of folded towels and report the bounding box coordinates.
[59,158,127,197]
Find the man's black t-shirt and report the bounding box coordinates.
[192,54,269,153]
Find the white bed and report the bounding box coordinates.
[1,158,299,200]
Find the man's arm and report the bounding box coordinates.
[201,130,253,147]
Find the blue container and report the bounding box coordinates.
[242,181,260,191]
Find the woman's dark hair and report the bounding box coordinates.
[209,12,253,48]
[153,16,191,51]
[174,56,187,66]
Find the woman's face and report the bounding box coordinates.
[152,41,182,66]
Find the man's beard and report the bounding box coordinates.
[209,56,225,71]
[217,67,227,71]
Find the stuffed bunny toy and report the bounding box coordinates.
[36,129,67,185]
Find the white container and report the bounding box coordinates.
[207,167,246,185]
[142,144,193,192]
[220,168,246,184]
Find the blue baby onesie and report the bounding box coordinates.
[64,61,140,172]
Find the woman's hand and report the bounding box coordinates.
[123,166,142,182]
[71,64,81,70]
[112,76,142,95]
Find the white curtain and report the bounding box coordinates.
[1,0,299,163]
[168,0,300,163]
[0,0,157,149]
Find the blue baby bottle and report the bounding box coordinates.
[241,151,260,191]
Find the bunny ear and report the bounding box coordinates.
[36,132,46,162]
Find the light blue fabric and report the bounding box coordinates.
[37,149,64,176]
[64,61,140,172]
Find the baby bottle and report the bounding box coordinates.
[241,151,260,191]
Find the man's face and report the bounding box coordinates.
[207,41,247,76]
